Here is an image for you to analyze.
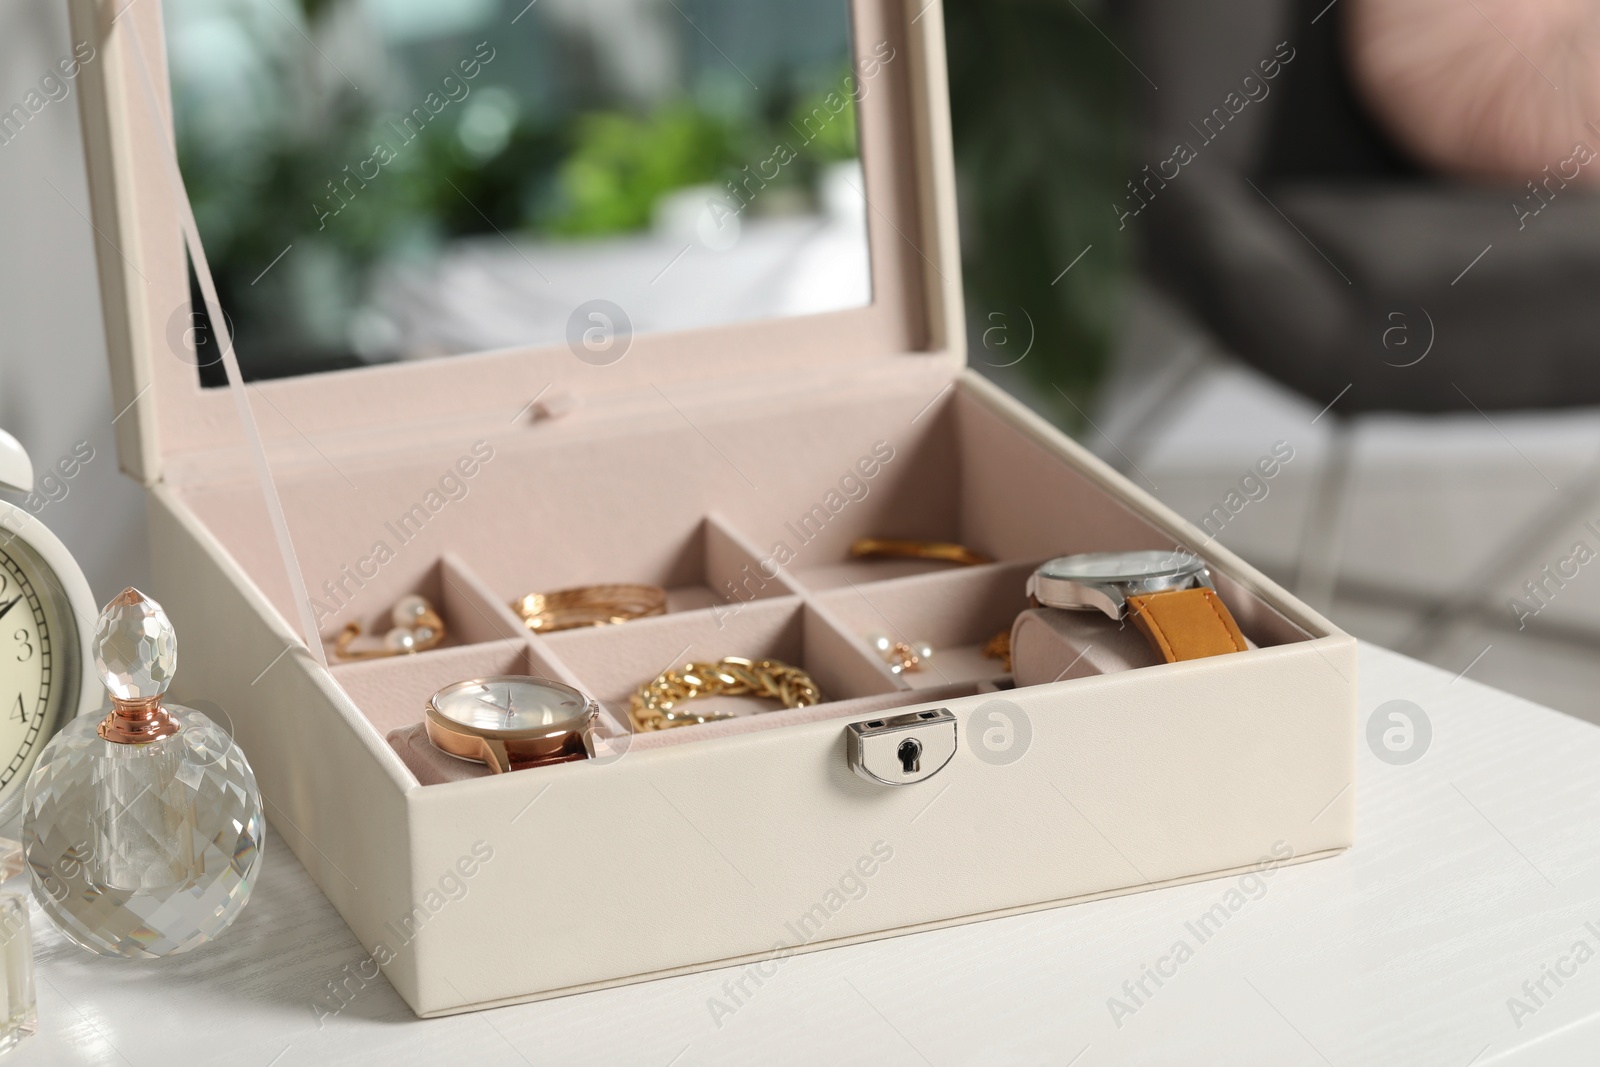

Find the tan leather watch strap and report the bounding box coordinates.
[1126,587,1248,663]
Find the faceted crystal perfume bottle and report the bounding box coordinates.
[21,588,264,958]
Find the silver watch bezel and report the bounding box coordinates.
[1027,550,1213,620]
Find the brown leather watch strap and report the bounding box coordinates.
[1126,587,1248,663]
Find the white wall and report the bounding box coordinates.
[0,0,151,603]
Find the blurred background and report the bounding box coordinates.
[952,0,1600,723]
[3,0,1599,720]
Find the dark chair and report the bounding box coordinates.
[1126,0,1600,413]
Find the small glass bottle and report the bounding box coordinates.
[22,588,264,959]
[0,842,34,1054]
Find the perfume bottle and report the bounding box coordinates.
[22,588,264,959]
[0,843,34,1054]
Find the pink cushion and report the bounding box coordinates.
[1348,0,1600,184]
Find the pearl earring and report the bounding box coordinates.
[334,594,447,659]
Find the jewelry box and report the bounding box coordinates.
[69,0,1355,1016]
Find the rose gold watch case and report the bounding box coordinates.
[425,676,599,774]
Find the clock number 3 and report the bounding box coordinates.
[14,628,31,663]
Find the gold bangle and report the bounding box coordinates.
[511,583,667,634]
[850,538,991,567]
[333,594,446,660]
[629,656,822,731]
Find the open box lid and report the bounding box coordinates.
[69,0,966,487]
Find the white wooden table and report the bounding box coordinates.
[13,644,1600,1066]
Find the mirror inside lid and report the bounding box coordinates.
[166,0,876,383]
[75,0,958,481]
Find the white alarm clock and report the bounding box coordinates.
[0,429,98,819]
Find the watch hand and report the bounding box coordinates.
[0,596,19,622]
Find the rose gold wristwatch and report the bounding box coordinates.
[425,676,599,773]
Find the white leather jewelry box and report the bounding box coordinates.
[70,0,1355,1016]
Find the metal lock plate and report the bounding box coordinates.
[846,708,957,786]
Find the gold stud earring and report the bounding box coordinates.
[865,632,934,674]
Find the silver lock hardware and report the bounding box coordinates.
[846,708,956,786]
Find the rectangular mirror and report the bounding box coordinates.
[164,0,873,382]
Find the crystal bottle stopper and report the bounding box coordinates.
[94,588,180,744]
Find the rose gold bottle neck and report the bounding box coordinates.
[99,695,181,745]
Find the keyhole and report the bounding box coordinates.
[897,737,922,774]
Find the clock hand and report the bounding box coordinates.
[0,596,19,622]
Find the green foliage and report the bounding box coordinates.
[790,86,857,162]
[551,104,736,236]
[945,0,1132,411]
[404,117,567,242]
[170,9,867,371]
[296,0,339,23]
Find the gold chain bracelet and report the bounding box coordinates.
[629,656,822,731]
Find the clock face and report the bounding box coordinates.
[0,538,76,796]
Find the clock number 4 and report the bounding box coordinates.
[10,695,23,725]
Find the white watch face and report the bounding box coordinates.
[0,539,78,797]
[1038,549,1203,585]
[433,677,590,734]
